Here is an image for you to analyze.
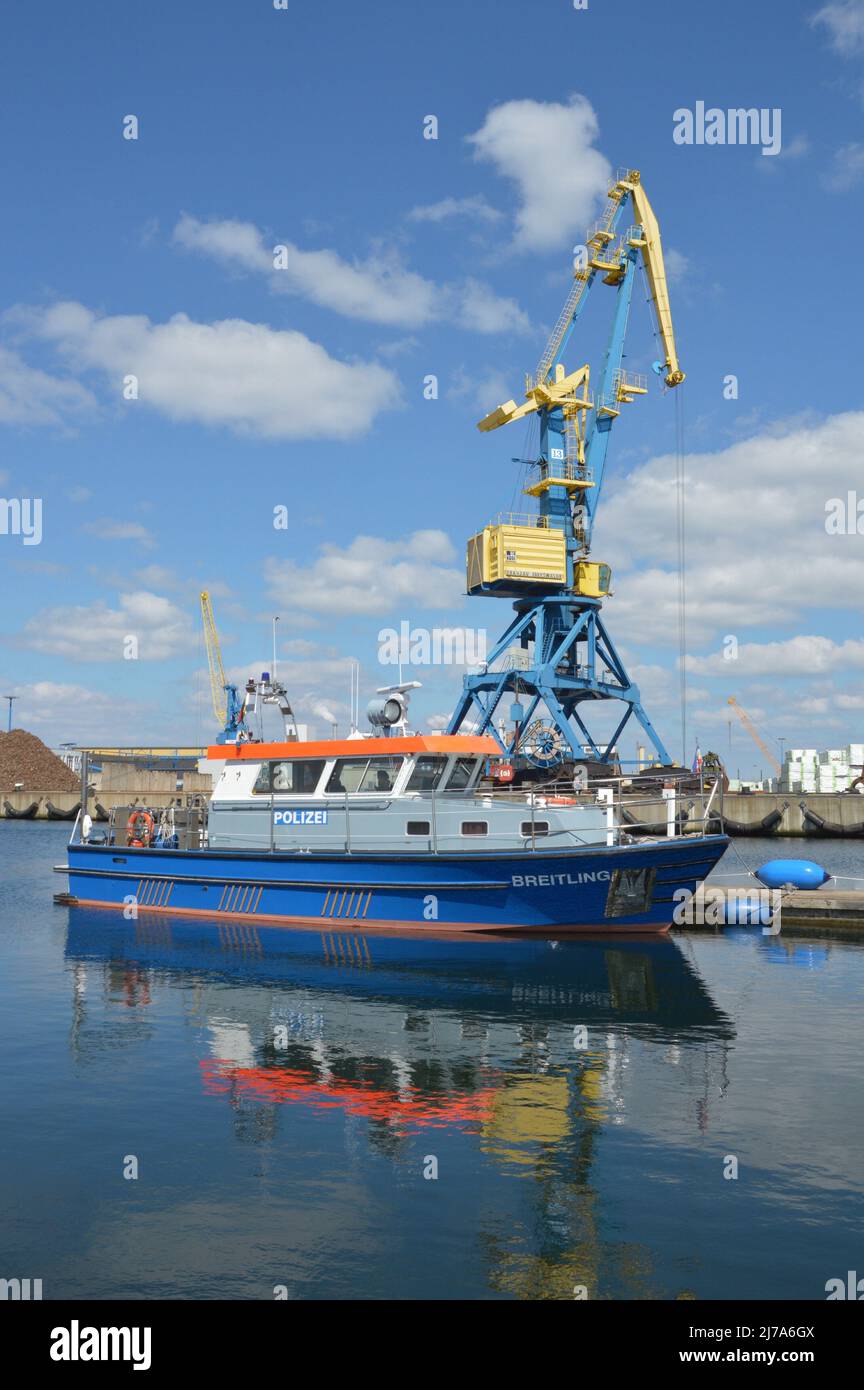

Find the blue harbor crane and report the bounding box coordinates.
[447,169,685,770]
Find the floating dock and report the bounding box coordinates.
[682,884,864,936]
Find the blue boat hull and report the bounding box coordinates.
[60,835,729,933]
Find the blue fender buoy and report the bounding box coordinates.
[754,859,831,891]
[717,896,771,925]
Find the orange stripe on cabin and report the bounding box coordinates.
[205,734,501,761]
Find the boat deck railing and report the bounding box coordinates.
[69,772,727,854]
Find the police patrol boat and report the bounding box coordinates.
[57,686,728,935]
[56,170,723,936]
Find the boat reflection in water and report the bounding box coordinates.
[65,911,735,1134]
[64,910,735,1298]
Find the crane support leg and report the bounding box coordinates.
[447,594,671,767]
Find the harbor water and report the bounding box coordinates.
[1,822,862,1300]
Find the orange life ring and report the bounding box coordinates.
[127,810,155,847]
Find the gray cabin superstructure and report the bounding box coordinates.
[207,736,611,855]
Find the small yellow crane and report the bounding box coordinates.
[200,591,246,741]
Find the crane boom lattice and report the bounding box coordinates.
[727,697,782,777]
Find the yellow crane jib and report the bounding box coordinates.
[477,364,592,433]
[618,171,685,388]
[200,590,227,726]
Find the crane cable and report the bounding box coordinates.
[507,414,538,516]
[675,386,688,767]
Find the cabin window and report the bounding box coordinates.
[521,820,550,837]
[461,820,488,836]
[357,757,403,793]
[405,756,447,792]
[326,756,403,794]
[406,820,431,836]
[253,760,325,794]
[445,757,477,791]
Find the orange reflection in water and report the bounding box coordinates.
[200,1059,499,1132]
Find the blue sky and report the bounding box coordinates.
[1,0,864,775]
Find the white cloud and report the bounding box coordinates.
[83,519,155,549]
[174,214,270,272]
[407,195,503,225]
[757,134,811,173]
[134,564,181,589]
[16,300,398,440]
[664,248,690,284]
[813,1,864,54]
[375,335,420,359]
[174,214,528,334]
[0,679,157,745]
[594,410,864,646]
[17,591,193,661]
[782,134,812,158]
[454,279,530,334]
[448,365,516,415]
[0,345,96,428]
[467,95,611,252]
[685,636,864,678]
[823,142,864,191]
[180,215,437,327]
[226,640,360,692]
[265,530,463,617]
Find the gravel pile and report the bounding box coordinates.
[0,730,80,793]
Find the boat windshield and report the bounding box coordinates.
[325,756,404,794]
[405,756,447,792]
[445,757,477,791]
